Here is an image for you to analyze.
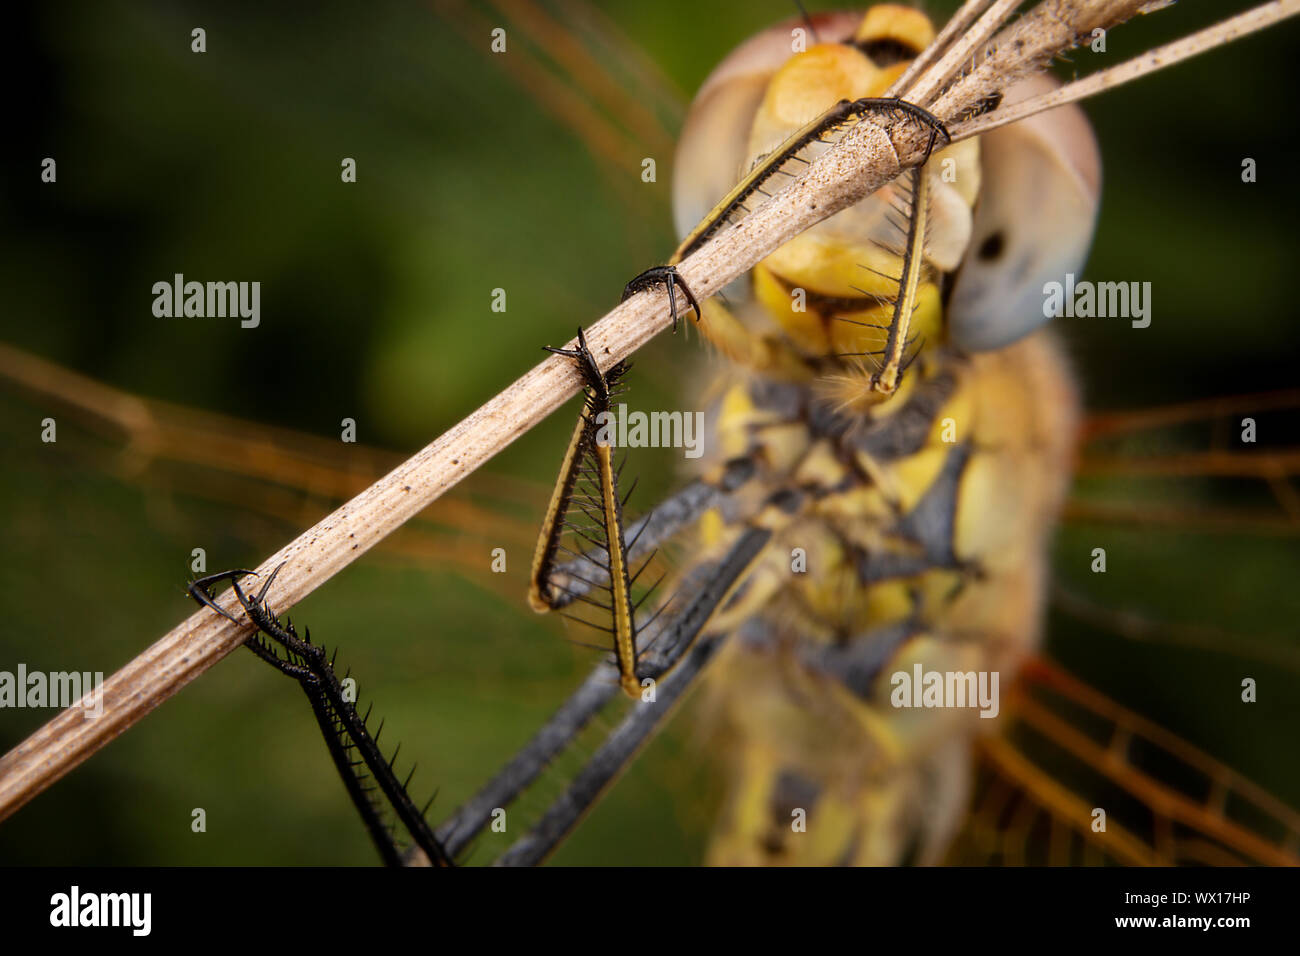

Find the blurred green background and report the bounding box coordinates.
[1,0,1297,865]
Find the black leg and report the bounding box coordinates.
[188,565,453,867]
[621,264,701,332]
[185,568,256,624]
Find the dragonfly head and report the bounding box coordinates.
[672,5,1101,401]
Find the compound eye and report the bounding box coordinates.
[671,12,863,243]
[947,76,1101,352]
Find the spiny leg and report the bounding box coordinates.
[188,566,452,867]
[621,265,701,332]
[540,455,758,612]
[494,485,813,865]
[186,568,257,624]
[671,95,949,264]
[229,568,453,866]
[435,520,773,861]
[189,569,403,863]
[531,326,626,612]
[869,159,932,396]
[533,327,642,698]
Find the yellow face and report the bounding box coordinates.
[672,4,1099,402]
[749,9,974,364]
[673,6,979,391]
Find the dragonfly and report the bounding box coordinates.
[0,0,1297,865]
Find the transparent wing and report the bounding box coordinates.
[3,0,1296,866]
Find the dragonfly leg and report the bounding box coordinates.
[187,564,453,867]
[541,324,609,377]
[436,517,774,862]
[535,327,642,697]
[541,455,758,611]
[621,264,701,332]
[875,96,950,164]
[185,568,257,624]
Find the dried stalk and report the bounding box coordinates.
[898,0,1023,104]
[0,0,1291,823]
[890,0,995,95]
[950,0,1300,140]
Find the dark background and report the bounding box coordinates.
[1,0,1297,864]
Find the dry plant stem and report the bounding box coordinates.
[901,0,1022,106]
[950,0,1300,141]
[0,0,1275,822]
[889,0,995,96]
[924,0,1147,120]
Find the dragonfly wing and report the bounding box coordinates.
[955,658,1300,866]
